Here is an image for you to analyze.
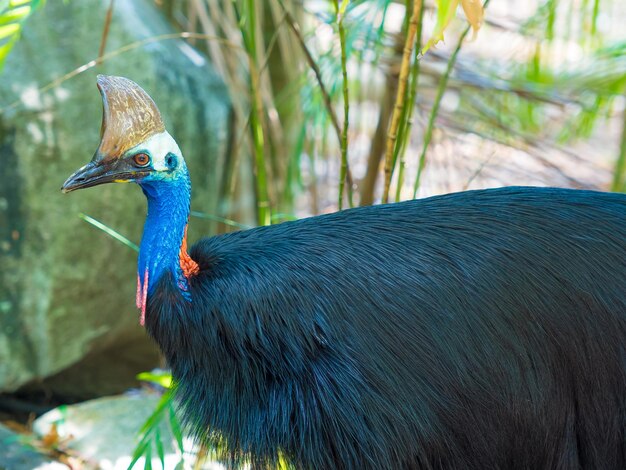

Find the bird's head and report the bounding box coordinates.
[62,75,184,193]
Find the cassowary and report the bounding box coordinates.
[62,75,626,469]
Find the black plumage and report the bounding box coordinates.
[147,187,626,469]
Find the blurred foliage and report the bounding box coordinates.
[152,0,626,227]
[2,0,624,220]
[0,0,44,69]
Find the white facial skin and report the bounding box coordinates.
[130,131,184,177]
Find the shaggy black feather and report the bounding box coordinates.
[146,186,626,469]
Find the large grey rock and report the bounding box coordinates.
[0,0,231,395]
[0,423,68,470]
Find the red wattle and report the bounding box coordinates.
[136,269,149,326]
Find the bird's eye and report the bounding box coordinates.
[133,153,151,167]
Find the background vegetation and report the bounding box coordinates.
[152,0,626,227]
[1,0,625,467]
[3,0,625,224]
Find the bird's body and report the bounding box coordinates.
[148,186,626,469]
[63,76,626,469]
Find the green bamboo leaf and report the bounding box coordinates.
[546,0,557,40]
[78,213,139,252]
[155,427,165,470]
[168,403,185,454]
[0,39,16,65]
[611,97,626,192]
[127,438,151,470]
[270,213,297,222]
[145,447,153,470]
[137,371,173,389]
[415,0,492,195]
[338,0,350,17]
[423,0,460,53]
[138,393,172,435]
[0,22,20,40]
[591,0,600,36]
[0,5,30,24]
[0,0,44,71]
[8,0,32,7]
[189,210,251,229]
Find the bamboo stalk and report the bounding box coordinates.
[591,0,601,37]
[0,32,244,114]
[96,0,115,66]
[276,0,354,197]
[382,0,422,203]
[413,0,491,198]
[252,1,282,216]
[243,0,271,226]
[187,1,198,44]
[360,21,404,206]
[78,213,138,252]
[335,0,352,209]
[360,81,395,206]
[190,0,227,77]
[394,1,424,202]
[610,92,626,192]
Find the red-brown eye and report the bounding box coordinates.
[133,153,150,167]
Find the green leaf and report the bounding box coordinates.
[78,213,139,252]
[0,0,44,71]
[0,5,30,24]
[189,210,252,229]
[168,404,185,454]
[423,0,460,53]
[127,438,151,470]
[8,0,32,7]
[144,446,153,470]
[338,0,350,17]
[155,427,165,470]
[0,38,15,66]
[138,393,171,435]
[137,371,173,389]
[0,22,19,40]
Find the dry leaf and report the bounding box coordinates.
[461,0,485,39]
[41,423,60,448]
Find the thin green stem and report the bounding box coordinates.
[335,0,352,209]
[241,0,271,226]
[382,0,422,203]
[413,0,491,198]
[78,213,138,252]
[96,0,115,65]
[610,92,626,192]
[189,211,252,230]
[0,32,243,115]
[591,0,601,37]
[275,0,354,198]
[395,0,424,202]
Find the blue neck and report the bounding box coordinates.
[138,166,191,295]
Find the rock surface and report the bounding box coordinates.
[0,0,230,395]
[33,392,224,470]
[0,423,69,470]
